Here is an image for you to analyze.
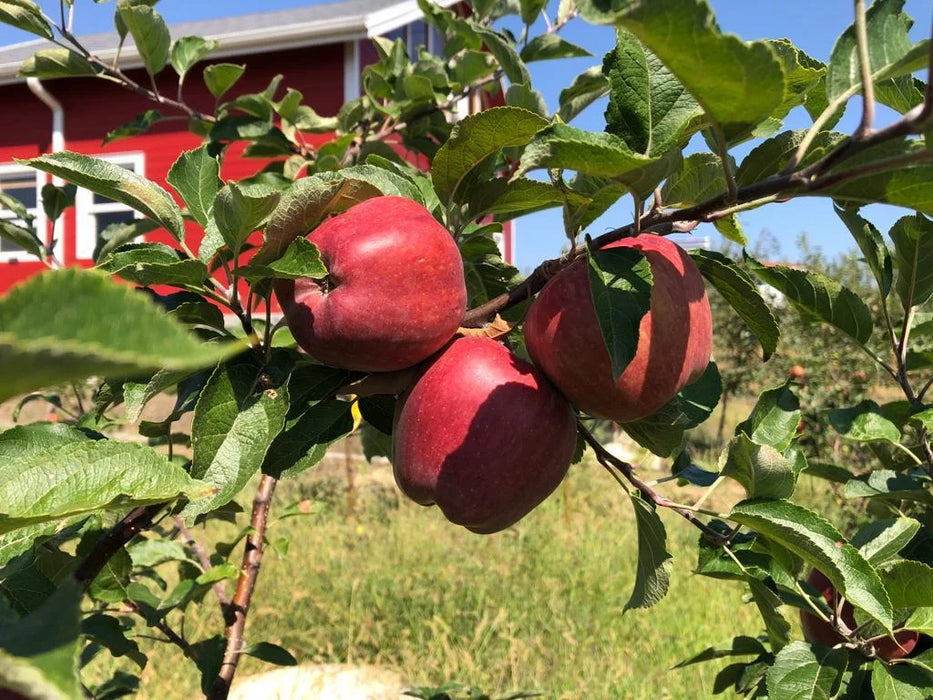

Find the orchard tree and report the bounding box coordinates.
[0,0,932,698]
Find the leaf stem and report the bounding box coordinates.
[853,0,876,139]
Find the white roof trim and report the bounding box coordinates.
[0,0,458,85]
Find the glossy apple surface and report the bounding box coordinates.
[524,234,712,423]
[275,196,466,372]
[800,568,919,660]
[392,337,577,534]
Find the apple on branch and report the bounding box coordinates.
[392,337,578,534]
[275,196,466,372]
[524,234,712,423]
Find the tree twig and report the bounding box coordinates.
[74,503,166,586]
[210,474,278,700]
[576,421,730,544]
[174,516,232,608]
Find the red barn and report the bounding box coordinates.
[0,0,514,294]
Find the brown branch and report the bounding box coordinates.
[210,474,278,700]
[74,503,166,586]
[576,421,729,544]
[174,516,232,608]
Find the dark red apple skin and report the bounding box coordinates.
[524,234,712,424]
[274,196,466,372]
[392,337,578,534]
[800,569,920,660]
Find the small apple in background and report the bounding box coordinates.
[392,337,578,534]
[800,569,919,660]
[275,196,466,372]
[523,234,712,424]
[789,365,806,380]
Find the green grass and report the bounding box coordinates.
[92,458,768,699]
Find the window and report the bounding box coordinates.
[75,153,144,260]
[0,166,44,261]
[384,21,444,58]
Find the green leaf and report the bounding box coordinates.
[171,35,218,80]
[166,145,222,229]
[256,173,381,265]
[82,614,146,668]
[237,237,327,282]
[117,4,170,76]
[712,214,746,246]
[0,582,81,700]
[122,368,193,423]
[587,245,653,382]
[203,63,245,99]
[748,578,792,652]
[93,218,160,263]
[828,400,901,444]
[262,400,354,480]
[505,82,548,117]
[557,66,609,122]
[844,469,933,504]
[889,213,933,310]
[0,0,53,40]
[603,27,701,156]
[519,0,547,25]
[904,607,933,635]
[735,381,801,452]
[730,499,893,631]
[466,178,569,221]
[517,123,655,179]
[19,151,185,242]
[0,523,59,568]
[612,0,785,142]
[835,206,893,299]
[826,0,922,104]
[98,242,209,287]
[624,492,672,611]
[744,252,874,345]
[127,538,191,568]
[661,152,728,207]
[431,106,548,205]
[850,518,920,566]
[520,34,591,62]
[880,560,933,609]
[736,130,845,186]
[766,39,826,121]
[674,636,767,668]
[821,140,933,215]
[40,183,75,223]
[183,361,289,518]
[241,641,298,667]
[88,548,132,603]
[0,219,44,259]
[871,658,933,700]
[213,182,280,252]
[469,24,529,85]
[0,440,205,533]
[103,108,164,145]
[689,249,779,361]
[0,269,239,404]
[622,361,721,457]
[765,641,847,700]
[720,434,798,500]
[19,48,99,78]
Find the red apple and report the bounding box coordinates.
[800,569,919,660]
[789,364,806,380]
[523,234,712,423]
[392,337,577,534]
[274,196,466,372]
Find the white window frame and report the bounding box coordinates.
[0,163,46,263]
[75,151,145,260]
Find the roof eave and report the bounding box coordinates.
[0,0,459,86]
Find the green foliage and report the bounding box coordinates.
[1,0,933,697]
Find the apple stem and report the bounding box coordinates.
[576,421,731,544]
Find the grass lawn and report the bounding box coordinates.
[94,454,769,699]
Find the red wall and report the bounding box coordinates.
[0,43,345,291]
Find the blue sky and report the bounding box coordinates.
[1,1,931,271]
